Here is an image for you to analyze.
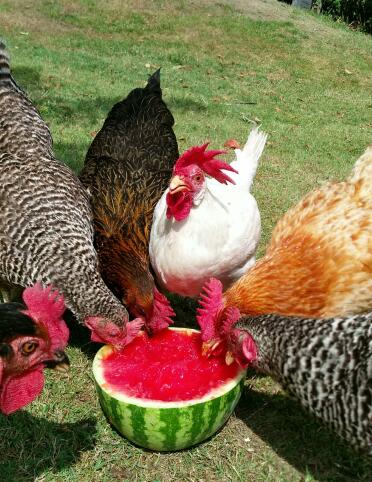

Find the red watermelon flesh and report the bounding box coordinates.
[102,329,240,401]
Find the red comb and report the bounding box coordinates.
[87,317,144,349]
[174,144,238,185]
[22,283,65,321]
[22,283,69,347]
[148,288,175,333]
[125,318,146,345]
[221,307,241,334]
[196,278,224,342]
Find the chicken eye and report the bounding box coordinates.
[21,341,38,355]
[194,174,203,182]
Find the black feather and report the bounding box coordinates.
[146,68,161,94]
[0,303,36,342]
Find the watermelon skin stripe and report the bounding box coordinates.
[159,408,180,448]
[94,378,245,451]
[129,404,150,448]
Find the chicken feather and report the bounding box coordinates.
[197,145,372,357]
[224,145,372,317]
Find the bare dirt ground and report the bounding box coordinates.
[201,0,338,36]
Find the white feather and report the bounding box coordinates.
[229,126,267,190]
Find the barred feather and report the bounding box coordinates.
[236,312,372,455]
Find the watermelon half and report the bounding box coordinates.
[92,327,246,451]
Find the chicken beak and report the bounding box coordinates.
[169,175,190,194]
[202,341,212,357]
[45,351,70,373]
[225,351,235,366]
[53,360,70,374]
[202,340,221,357]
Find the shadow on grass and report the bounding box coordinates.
[11,63,207,178]
[237,386,372,481]
[11,65,42,92]
[168,96,208,113]
[168,293,199,330]
[13,63,206,125]
[11,65,117,133]
[0,412,97,481]
[54,139,90,173]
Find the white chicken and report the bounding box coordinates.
[150,127,267,297]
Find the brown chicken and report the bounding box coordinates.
[197,145,372,329]
[80,70,179,333]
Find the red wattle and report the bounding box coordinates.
[0,368,44,415]
[166,190,192,221]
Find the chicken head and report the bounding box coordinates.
[0,284,69,414]
[166,144,237,221]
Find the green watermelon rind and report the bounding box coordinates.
[92,328,246,451]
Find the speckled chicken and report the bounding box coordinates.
[80,70,179,333]
[197,299,372,455]
[0,42,142,347]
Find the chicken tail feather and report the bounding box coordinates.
[229,127,267,191]
[349,145,372,208]
[0,40,25,94]
[146,68,161,93]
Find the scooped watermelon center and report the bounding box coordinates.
[102,329,240,401]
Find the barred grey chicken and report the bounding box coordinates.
[199,304,372,455]
[0,41,142,347]
[240,312,372,455]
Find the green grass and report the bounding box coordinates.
[0,0,371,480]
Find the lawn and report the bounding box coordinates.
[0,0,371,481]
